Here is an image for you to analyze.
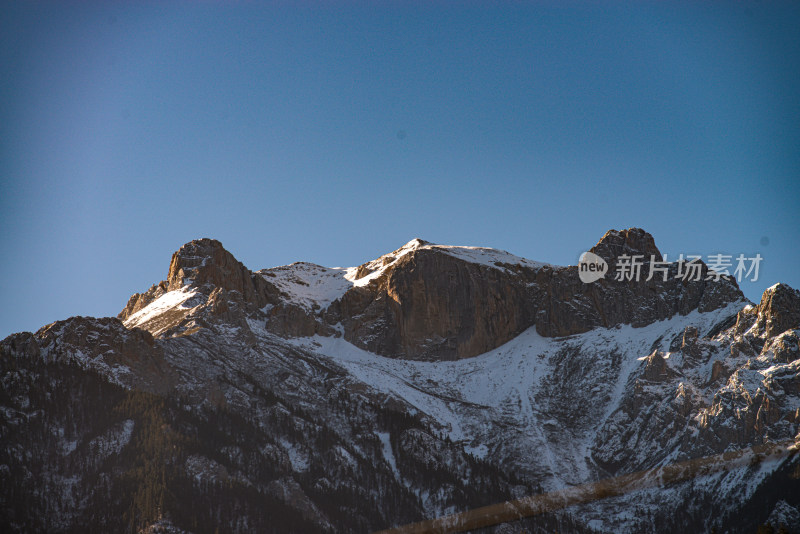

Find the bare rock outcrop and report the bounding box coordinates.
[327,228,746,359]
[534,228,745,337]
[167,238,280,308]
[752,283,800,339]
[332,246,541,360]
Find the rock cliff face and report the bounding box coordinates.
[533,228,744,337]
[166,238,280,308]
[329,242,542,360]
[2,229,798,534]
[323,229,744,359]
[753,283,800,339]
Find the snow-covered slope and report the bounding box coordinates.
[123,286,202,335]
[286,303,742,474]
[258,262,352,310]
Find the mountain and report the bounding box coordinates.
[2,228,799,533]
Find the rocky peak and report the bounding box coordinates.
[404,237,431,248]
[118,239,286,335]
[534,227,744,338]
[753,283,800,339]
[334,243,541,360]
[590,227,663,264]
[167,238,237,290]
[166,238,278,308]
[351,238,432,281]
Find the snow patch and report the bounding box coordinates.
[279,438,309,472]
[123,287,200,331]
[377,431,400,479]
[259,262,352,310]
[288,300,746,490]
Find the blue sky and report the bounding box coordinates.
[1,1,798,338]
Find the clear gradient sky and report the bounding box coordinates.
[1,1,799,339]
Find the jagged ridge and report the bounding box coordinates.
[117,228,745,361]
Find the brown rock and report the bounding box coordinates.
[710,360,728,384]
[590,227,662,267]
[166,238,280,308]
[641,350,678,382]
[333,247,539,360]
[266,303,335,339]
[734,305,758,335]
[534,228,744,338]
[679,326,705,366]
[752,283,800,339]
[770,330,800,364]
[118,230,748,361]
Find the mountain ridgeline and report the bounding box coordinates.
[122,228,744,361]
[2,228,799,533]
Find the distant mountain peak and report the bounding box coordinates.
[167,237,237,291]
[590,227,662,264]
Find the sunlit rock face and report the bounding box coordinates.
[331,245,542,360]
[166,238,280,308]
[752,283,800,339]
